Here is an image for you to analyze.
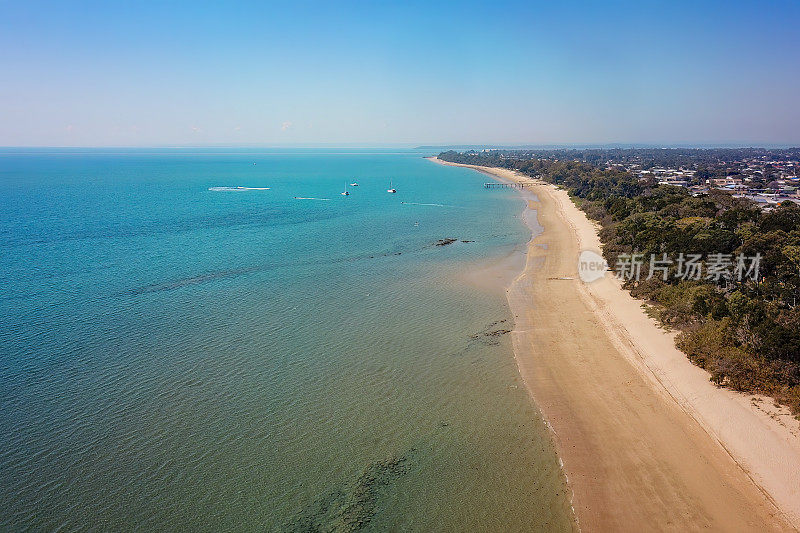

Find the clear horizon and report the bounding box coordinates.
[3,143,800,150]
[2,0,799,147]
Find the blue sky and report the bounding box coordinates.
[1,0,798,146]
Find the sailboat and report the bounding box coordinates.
[341,182,350,196]
[387,179,397,193]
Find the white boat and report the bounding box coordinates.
[387,179,397,193]
[341,182,350,196]
[350,181,359,187]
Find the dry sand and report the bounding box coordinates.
[430,157,800,532]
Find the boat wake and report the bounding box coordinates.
[294,197,331,201]
[208,186,270,191]
[400,201,455,208]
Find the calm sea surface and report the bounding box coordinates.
[0,148,573,531]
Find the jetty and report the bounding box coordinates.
[484,182,533,189]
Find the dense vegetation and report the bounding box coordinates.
[438,147,800,167]
[439,150,800,414]
[440,147,800,185]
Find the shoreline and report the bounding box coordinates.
[429,156,800,531]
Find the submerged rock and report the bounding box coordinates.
[469,319,513,346]
[434,238,457,246]
[285,452,414,532]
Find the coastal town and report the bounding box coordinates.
[453,148,800,209]
[632,159,800,208]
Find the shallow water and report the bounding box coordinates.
[0,148,574,531]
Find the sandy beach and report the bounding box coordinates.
[430,157,800,531]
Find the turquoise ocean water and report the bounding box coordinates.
[0,148,573,531]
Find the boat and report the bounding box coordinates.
[387,179,397,193]
[350,182,359,187]
[341,182,350,196]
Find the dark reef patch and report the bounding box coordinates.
[284,451,415,532]
[469,319,512,346]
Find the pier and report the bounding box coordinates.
[484,182,533,189]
